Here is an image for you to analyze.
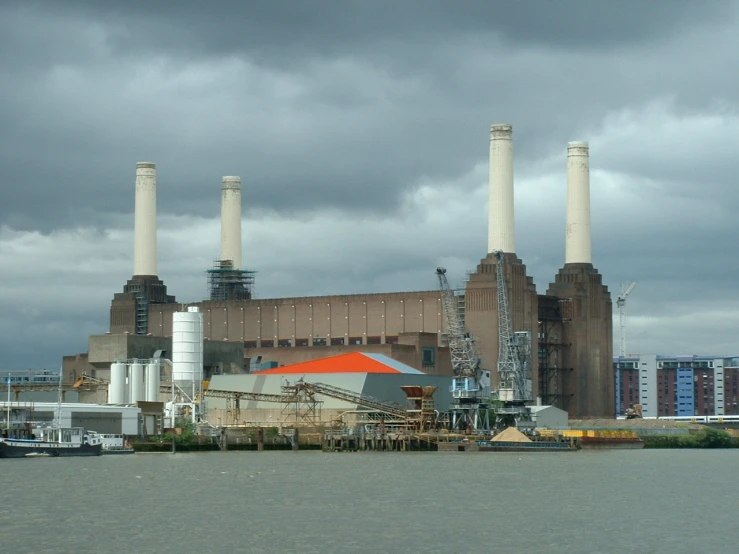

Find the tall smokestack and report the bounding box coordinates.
[488,124,515,254]
[565,141,592,264]
[220,176,242,269]
[133,162,157,276]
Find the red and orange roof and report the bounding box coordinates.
[254,352,423,375]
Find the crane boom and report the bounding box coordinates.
[493,251,532,404]
[435,267,491,432]
[435,267,479,378]
[616,280,637,357]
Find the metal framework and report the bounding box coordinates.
[290,381,408,420]
[127,283,149,335]
[280,383,323,425]
[202,386,322,426]
[537,297,570,407]
[435,268,479,378]
[206,260,256,301]
[492,251,533,427]
[435,267,490,433]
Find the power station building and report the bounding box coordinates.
[99,124,613,418]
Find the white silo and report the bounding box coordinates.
[145,360,160,402]
[109,362,127,404]
[172,307,204,421]
[130,361,145,403]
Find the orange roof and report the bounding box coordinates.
[255,352,422,375]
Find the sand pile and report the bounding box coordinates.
[492,426,532,443]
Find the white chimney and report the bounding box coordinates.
[488,124,515,254]
[220,176,242,269]
[565,141,592,264]
[133,162,157,276]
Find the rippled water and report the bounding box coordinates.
[0,449,735,553]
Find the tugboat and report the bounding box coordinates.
[0,427,103,458]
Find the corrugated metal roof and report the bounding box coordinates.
[254,352,423,375]
[360,353,424,374]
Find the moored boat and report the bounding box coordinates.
[92,433,136,455]
[579,436,645,449]
[0,427,103,458]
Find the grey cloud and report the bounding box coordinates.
[2,1,739,368]
[2,1,739,232]
[10,0,733,63]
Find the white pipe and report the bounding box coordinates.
[133,162,157,276]
[221,176,242,269]
[565,141,592,264]
[488,124,515,254]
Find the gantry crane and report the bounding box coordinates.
[435,267,491,432]
[492,251,533,428]
[616,281,637,357]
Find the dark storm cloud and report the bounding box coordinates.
[13,0,733,61]
[1,0,737,231]
[2,1,739,369]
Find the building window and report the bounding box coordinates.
[422,347,436,367]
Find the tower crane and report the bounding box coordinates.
[492,251,533,428]
[435,267,491,432]
[616,281,637,357]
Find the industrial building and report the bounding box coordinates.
[0,402,142,435]
[63,332,245,383]
[614,355,739,417]
[72,123,613,418]
[204,352,455,427]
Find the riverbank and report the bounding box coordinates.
[642,428,739,449]
[130,427,739,452]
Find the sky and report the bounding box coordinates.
[2,0,739,370]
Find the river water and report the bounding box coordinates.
[0,449,735,553]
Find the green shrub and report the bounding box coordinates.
[643,428,739,449]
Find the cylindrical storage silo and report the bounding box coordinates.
[130,361,144,403]
[109,362,126,404]
[172,308,204,389]
[146,361,160,402]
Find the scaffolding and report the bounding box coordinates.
[281,383,323,425]
[537,297,571,407]
[128,283,149,335]
[206,260,256,301]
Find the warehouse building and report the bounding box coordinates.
[205,352,454,427]
[0,402,142,436]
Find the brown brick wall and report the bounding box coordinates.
[464,253,540,395]
[547,263,614,418]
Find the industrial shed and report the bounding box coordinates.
[529,405,569,430]
[205,352,454,427]
[0,402,141,435]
